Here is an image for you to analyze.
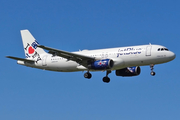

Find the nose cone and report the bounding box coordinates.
[169,51,176,61]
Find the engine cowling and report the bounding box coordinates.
[116,66,141,77]
[89,59,114,70]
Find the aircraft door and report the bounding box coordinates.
[42,55,47,66]
[146,45,152,56]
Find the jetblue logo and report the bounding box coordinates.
[117,52,141,57]
[117,47,142,57]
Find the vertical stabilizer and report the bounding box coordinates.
[20,30,47,60]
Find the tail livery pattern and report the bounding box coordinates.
[20,30,47,62]
[24,40,39,57]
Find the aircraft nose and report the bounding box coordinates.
[169,51,176,60]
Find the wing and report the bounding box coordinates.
[38,45,95,67]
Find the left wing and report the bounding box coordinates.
[38,45,95,67]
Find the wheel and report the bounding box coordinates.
[150,71,156,76]
[84,72,92,79]
[103,77,110,83]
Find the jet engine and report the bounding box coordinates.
[116,66,141,77]
[89,59,114,70]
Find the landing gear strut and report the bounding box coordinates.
[103,70,111,83]
[84,72,92,79]
[150,64,156,76]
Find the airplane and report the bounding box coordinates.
[6,30,176,83]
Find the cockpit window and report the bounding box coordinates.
[164,48,169,51]
[157,48,169,51]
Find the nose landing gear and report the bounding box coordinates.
[150,64,156,76]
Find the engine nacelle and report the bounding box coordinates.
[89,59,114,70]
[116,66,141,77]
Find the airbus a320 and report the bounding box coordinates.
[7,30,176,83]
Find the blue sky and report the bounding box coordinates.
[1,0,180,120]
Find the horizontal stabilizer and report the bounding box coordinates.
[6,56,35,63]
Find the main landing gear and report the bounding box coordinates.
[84,70,111,83]
[102,70,111,83]
[84,71,92,79]
[150,64,156,76]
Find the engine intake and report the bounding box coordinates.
[89,59,114,70]
[116,66,141,77]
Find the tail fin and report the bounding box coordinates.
[20,30,47,59]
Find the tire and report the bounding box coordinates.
[150,71,156,76]
[103,77,110,83]
[84,72,92,79]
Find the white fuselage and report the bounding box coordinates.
[18,44,175,72]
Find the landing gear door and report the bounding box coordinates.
[146,45,152,56]
[42,55,47,66]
